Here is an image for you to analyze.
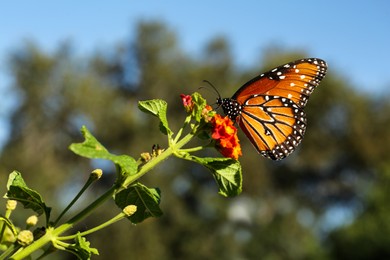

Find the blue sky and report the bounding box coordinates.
[1,1,389,147]
[1,1,389,93]
[0,1,386,231]
[0,1,389,145]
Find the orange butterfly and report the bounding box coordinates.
[217,58,328,160]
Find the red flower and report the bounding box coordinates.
[210,114,242,160]
[180,94,193,112]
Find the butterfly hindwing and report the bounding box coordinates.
[237,95,306,160]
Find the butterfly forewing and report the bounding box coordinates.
[220,58,327,160]
[233,58,327,108]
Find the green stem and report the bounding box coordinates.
[11,117,205,259]
[121,130,196,189]
[0,244,18,260]
[67,185,117,225]
[178,143,212,154]
[10,227,56,260]
[52,239,68,250]
[0,226,6,248]
[53,174,97,226]
[0,207,13,241]
[59,212,127,241]
[10,186,117,260]
[173,115,192,144]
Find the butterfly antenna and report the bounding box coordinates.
[201,80,221,100]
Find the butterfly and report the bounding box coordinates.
[216,58,327,160]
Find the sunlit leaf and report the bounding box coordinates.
[191,92,208,122]
[190,156,242,197]
[4,171,52,221]
[69,126,137,178]
[138,99,171,135]
[115,182,162,223]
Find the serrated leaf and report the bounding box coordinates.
[115,182,163,223]
[66,233,99,260]
[191,156,242,197]
[138,99,171,135]
[69,126,137,178]
[4,171,52,221]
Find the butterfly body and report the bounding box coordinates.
[217,58,327,160]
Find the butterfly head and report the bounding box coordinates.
[201,80,241,121]
[217,97,242,121]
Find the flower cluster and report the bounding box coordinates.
[180,93,242,160]
[210,114,242,160]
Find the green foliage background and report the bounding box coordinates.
[1,21,390,259]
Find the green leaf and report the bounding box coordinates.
[6,170,26,188]
[138,99,171,135]
[69,126,137,178]
[66,233,99,260]
[191,92,208,122]
[4,171,52,220]
[111,155,138,178]
[115,182,163,223]
[191,156,242,197]
[69,126,109,158]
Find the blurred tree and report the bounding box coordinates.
[327,167,390,259]
[0,41,138,196]
[0,20,389,259]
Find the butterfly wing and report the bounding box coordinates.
[233,58,327,107]
[232,58,327,160]
[237,95,307,160]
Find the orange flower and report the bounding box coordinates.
[210,114,242,160]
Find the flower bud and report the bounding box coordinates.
[180,94,193,112]
[26,215,38,227]
[91,169,103,180]
[17,230,34,246]
[140,152,152,162]
[123,205,137,216]
[6,200,17,210]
